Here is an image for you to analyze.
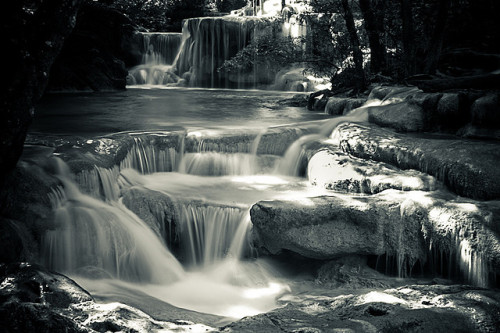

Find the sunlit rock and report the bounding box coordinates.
[251,194,422,261]
[333,123,500,200]
[0,263,214,333]
[307,148,437,194]
[251,190,500,287]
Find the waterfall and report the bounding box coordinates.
[128,32,182,85]
[120,135,180,174]
[41,158,185,283]
[178,152,259,175]
[173,17,266,89]
[141,32,182,65]
[176,202,252,266]
[275,107,370,177]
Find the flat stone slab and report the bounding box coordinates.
[332,123,500,200]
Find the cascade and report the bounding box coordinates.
[41,158,185,283]
[127,12,315,90]
[176,202,252,266]
[120,135,181,173]
[173,17,268,89]
[276,107,370,176]
[128,32,182,85]
[141,32,182,65]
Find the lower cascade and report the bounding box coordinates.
[7,86,500,331]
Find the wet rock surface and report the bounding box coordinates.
[364,86,500,138]
[251,190,500,287]
[307,147,437,194]
[332,123,500,200]
[223,284,500,333]
[0,263,215,332]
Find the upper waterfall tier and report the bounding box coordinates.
[127,16,319,90]
[174,16,273,89]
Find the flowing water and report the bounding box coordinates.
[30,87,347,321]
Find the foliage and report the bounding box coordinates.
[214,0,247,13]
[89,0,232,31]
[219,28,303,74]
[220,0,366,90]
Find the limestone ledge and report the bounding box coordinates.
[332,123,500,200]
[251,190,500,287]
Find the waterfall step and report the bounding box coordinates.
[251,190,500,288]
[333,123,500,200]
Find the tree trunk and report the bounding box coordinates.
[359,0,386,74]
[423,0,451,74]
[0,0,82,190]
[400,0,416,77]
[408,73,500,92]
[341,0,366,92]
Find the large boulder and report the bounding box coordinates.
[251,190,500,287]
[367,102,425,132]
[332,123,500,200]
[0,263,92,333]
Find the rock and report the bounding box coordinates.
[0,263,214,332]
[250,193,423,262]
[471,93,500,128]
[325,97,365,115]
[251,190,500,287]
[436,93,469,130]
[122,185,177,247]
[332,123,500,200]
[222,284,500,333]
[367,102,425,132]
[307,148,437,194]
[367,86,419,103]
[315,256,391,289]
[0,161,61,263]
[0,0,82,188]
[0,262,92,333]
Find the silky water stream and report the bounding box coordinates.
[28,87,366,323]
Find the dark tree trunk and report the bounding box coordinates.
[341,0,366,92]
[423,0,452,74]
[408,73,500,92]
[0,0,82,190]
[400,0,416,77]
[359,0,387,74]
